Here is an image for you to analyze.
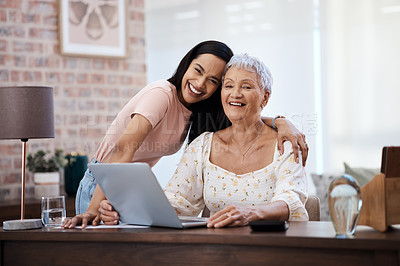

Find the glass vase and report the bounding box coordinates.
[328,174,362,238]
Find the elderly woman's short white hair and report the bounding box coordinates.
[223,53,273,94]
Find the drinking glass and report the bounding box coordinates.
[328,175,362,238]
[41,196,66,227]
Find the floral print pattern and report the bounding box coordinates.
[164,132,309,221]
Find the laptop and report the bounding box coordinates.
[88,163,207,229]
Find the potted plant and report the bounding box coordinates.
[27,149,68,198]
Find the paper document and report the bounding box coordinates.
[75,223,149,229]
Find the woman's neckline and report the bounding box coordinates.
[206,132,278,177]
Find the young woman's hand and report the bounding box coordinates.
[206,205,257,228]
[98,199,119,225]
[62,212,100,229]
[274,118,308,166]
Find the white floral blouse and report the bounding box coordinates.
[164,132,309,221]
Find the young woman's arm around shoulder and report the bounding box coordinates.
[263,116,308,166]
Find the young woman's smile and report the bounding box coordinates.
[179,54,226,108]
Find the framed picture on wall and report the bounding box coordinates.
[59,0,128,58]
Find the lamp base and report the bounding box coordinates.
[3,219,42,231]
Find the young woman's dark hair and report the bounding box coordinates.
[168,40,234,143]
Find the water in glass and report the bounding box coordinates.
[41,196,66,227]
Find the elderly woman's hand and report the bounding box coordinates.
[98,199,119,225]
[206,206,258,228]
[274,118,308,166]
[62,212,100,229]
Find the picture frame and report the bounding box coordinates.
[59,0,128,58]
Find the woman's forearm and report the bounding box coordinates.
[261,116,308,166]
[262,116,288,129]
[107,114,153,163]
[107,145,138,163]
[254,201,289,221]
[261,116,273,128]
[85,185,107,215]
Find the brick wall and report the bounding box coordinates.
[0,0,146,202]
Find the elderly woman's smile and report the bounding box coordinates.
[222,66,269,123]
[229,101,245,107]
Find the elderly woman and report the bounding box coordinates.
[164,54,308,228]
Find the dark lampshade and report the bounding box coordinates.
[0,86,55,230]
[0,86,55,140]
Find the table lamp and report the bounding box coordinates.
[0,86,54,230]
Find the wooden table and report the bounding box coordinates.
[1,222,400,265]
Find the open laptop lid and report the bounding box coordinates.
[88,163,206,229]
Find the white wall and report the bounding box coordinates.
[145,0,400,187]
[321,0,400,172]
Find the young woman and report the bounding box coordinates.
[64,41,308,228]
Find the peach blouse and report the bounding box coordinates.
[94,80,192,166]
